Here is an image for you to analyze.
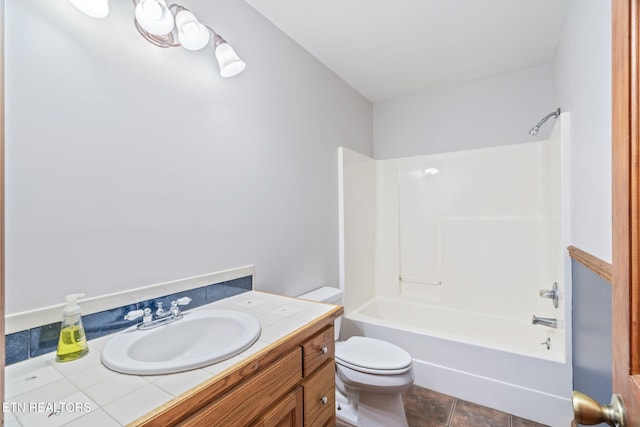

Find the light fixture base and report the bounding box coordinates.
[134,19,179,48]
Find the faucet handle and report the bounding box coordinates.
[170,297,191,319]
[124,310,144,321]
[142,308,153,323]
[175,297,192,306]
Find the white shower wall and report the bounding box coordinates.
[375,140,563,321]
[338,148,377,314]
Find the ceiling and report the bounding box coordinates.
[244,0,569,102]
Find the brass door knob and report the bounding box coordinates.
[572,391,627,427]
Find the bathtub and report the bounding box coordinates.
[340,297,573,427]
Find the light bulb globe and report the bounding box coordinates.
[134,0,174,35]
[175,10,210,50]
[215,42,246,77]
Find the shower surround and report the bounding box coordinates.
[338,117,572,426]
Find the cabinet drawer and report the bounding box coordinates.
[302,360,335,427]
[179,348,303,426]
[302,326,334,377]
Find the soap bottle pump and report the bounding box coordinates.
[56,293,89,362]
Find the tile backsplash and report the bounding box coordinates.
[6,272,253,366]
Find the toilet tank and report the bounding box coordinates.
[298,287,343,340]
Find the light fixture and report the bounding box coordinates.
[134,0,174,36]
[213,34,246,77]
[175,9,209,51]
[69,0,109,19]
[68,0,246,78]
[132,3,246,77]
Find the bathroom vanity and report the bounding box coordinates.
[4,291,342,427]
[137,310,338,426]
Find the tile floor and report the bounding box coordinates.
[335,385,548,427]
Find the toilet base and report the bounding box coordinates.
[335,388,409,427]
[335,390,358,425]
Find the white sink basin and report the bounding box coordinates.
[101,309,261,375]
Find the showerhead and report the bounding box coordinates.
[529,108,561,136]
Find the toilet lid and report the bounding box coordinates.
[335,336,412,374]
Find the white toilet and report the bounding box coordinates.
[299,287,414,427]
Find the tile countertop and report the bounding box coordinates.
[4,291,338,427]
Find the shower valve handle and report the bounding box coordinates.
[539,282,559,309]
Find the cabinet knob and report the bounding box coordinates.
[320,346,328,354]
[321,396,328,405]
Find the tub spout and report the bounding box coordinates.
[532,315,557,328]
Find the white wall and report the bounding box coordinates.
[5,0,372,313]
[373,64,555,159]
[554,0,612,262]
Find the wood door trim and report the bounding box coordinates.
[567,245,612,283]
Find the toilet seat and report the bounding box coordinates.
[336,336,413,375]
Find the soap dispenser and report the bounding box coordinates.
[56,293,89,362]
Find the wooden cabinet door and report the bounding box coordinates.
[302,360,335,427]
[178,349,302,426]
[251,387,303,427]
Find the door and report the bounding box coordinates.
[574,1,640,425]
[250,387,303,427]
[611,0,640,424]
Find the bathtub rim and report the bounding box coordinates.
[345,296,566,364]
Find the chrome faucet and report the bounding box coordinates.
[532,315,557,329]
[124,296,192,330]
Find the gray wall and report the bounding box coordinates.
[372,64,555,159]
[5,0,373,313]
[571,261,612,416]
